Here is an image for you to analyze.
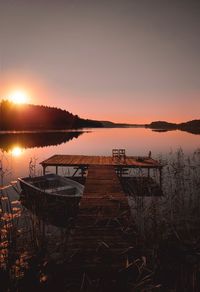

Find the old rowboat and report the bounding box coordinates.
[18,173,84,201]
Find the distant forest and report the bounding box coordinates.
[147,120,200,134]
[0,100,102,130]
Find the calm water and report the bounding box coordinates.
[0,127,199,184]
[0,127,200,291]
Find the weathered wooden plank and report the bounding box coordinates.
[64,164,132,288]
[40,154,162,169]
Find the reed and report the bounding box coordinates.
[128,148,200,291]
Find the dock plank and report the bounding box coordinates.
[65,165,132,289]
[40,154,162,169]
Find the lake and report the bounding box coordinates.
[0,127,199,184]
[1,127,200,291]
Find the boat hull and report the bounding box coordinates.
[18,174,84,226]
[18,174,84,203]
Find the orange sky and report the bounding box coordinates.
[0,76,199,124]
[0,1,200,124]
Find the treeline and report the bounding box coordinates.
[0,100,102,130]
[147,120,200,134]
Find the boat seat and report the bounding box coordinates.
[45,185,75,193]
[45,185,78,196]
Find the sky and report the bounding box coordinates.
[0,0,200,123]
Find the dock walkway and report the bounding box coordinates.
[65,165,132,290]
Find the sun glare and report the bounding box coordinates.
[10,146,23,157]
[10,90,28,104]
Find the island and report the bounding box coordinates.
[146,120,200,134]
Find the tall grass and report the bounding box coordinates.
[0,155,74,291]
[128,148,200,291]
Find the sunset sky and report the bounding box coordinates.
[0,0,199,123]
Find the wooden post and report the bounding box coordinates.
[81,167,84,178]
[43,165,46,175]
[56,166,58,175]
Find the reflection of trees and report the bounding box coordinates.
[179,128,200,135]
[152,129,174,133]
[0,131,83,152]
[151,128,200,135]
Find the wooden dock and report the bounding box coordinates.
[65,165,133,290]
[41,154,162,178]
[41,154,161,169]
[40,153,163,289]
[41,153,163,185]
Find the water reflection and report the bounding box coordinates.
[9,146,24,157]
[0,127,199,187]
[150,126,200,135]
[0,131,84,152]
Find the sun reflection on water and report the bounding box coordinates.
[10,146,24,157]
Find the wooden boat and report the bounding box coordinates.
[18,173,84,202]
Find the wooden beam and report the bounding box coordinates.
[42,165,46,175]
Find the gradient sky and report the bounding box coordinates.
[0,0,200,123]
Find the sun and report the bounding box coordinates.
[10,90,29,104]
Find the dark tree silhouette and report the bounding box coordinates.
[146,120,200,134]
[0,100,102,130]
